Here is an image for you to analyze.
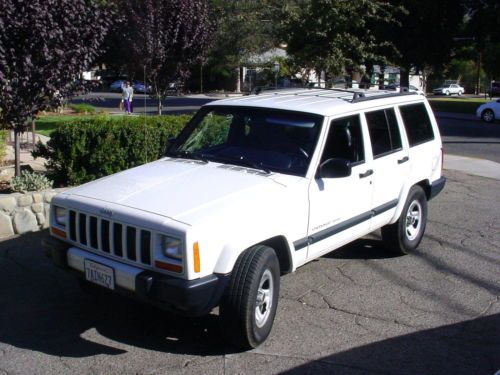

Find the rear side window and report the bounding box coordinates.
[365,108,402,158]
[400,103,435,146]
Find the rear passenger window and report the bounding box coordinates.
[365,108,402,158]
[400,103,435,146]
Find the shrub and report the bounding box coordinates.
[33,115,191,186]
[11,170,53,192]
[68,103,97,114]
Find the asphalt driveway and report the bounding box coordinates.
[0,169,499,375]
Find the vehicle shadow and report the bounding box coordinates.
[322,235,402,260]
[0,231,238,358]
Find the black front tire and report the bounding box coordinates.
[219,245,280,349]
[382,185,428,255]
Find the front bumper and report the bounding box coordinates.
[42,235,229,316]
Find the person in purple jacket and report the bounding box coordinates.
[121,81,134,114]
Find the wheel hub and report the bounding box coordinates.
[405,200,422,241]
[255,269,273,328]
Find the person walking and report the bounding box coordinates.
[121,81,134,114]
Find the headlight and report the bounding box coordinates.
[54,206,67,226]
[161,235,183,260]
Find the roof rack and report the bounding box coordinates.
[251,86,418,103]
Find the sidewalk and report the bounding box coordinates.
[444,154,500,181]
[0,131,48,181]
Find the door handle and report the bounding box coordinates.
[398,156,409,164]
[359,169,373,178]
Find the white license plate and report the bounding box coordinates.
[84,259,115,290]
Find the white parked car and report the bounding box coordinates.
[476,99,500,123]
[433,83,464,96]
[44,88,446,349]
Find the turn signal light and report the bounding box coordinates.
[193,242,200,273]
[51,227,66,238]
[155,260,182,273]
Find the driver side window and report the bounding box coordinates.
[321,115,365,165]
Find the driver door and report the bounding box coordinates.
[306,114,373,259]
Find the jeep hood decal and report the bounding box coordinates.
[65,158,287,223]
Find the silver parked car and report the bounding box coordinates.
[433,83,464,96]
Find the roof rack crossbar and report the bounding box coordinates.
[351,90,417,103]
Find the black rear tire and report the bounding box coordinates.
[382,185,428,255]
[219,245,280,349]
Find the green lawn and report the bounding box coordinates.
[34,115,97,136]
[428,97,490,114]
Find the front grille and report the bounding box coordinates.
[68,210,152,266]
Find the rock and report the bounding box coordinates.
[0,196,17,213]
[36,213,45,226]
[17,194,33,207]
[31,203,43,213]
[43,204,50,229]
[44,192,56,203]
[13,209,39,234]
[32,193,43,203]
[0,213,14,238]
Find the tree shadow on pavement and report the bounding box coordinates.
[0,231,237,359]
[280,313,500,375]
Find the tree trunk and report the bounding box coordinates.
[400,66,410,88]
[14,129,21,177]
[236,66,241,93]
[157,95,162,115]
[378,65,385,89]
[200,62,203,93]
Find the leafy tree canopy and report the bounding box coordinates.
[0,0,114,175]
[281,0,400,79]
[123,0,213,113]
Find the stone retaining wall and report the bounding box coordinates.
[0,188,68,238]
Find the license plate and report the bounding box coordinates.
[84,259,115,290]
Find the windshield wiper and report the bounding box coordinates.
[210,154,271,174]
[167,150,209,164]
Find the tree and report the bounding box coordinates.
[124,0,213,114]
[0,0,114,176]
[208,0,282,92]
[465,0,500,88]
[383,0,467,87]
[281,0,399,83]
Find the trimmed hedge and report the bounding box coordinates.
[33,115,190,186]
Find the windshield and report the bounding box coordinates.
[168,106,324,176]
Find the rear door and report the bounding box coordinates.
[364,107,410,229]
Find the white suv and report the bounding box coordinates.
[44,88,446,349]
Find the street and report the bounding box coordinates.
[0,169,498,375]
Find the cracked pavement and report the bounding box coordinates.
[0,170,499,375]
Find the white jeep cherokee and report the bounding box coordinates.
[44,88,446,349]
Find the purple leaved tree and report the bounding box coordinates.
[0,0,114,176]
[127,0,214,114]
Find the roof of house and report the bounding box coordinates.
[207,88,425,117]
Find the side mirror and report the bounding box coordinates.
[317,158,351,178]
[165,136,177,153]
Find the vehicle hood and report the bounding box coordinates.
[64,158,293,225]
